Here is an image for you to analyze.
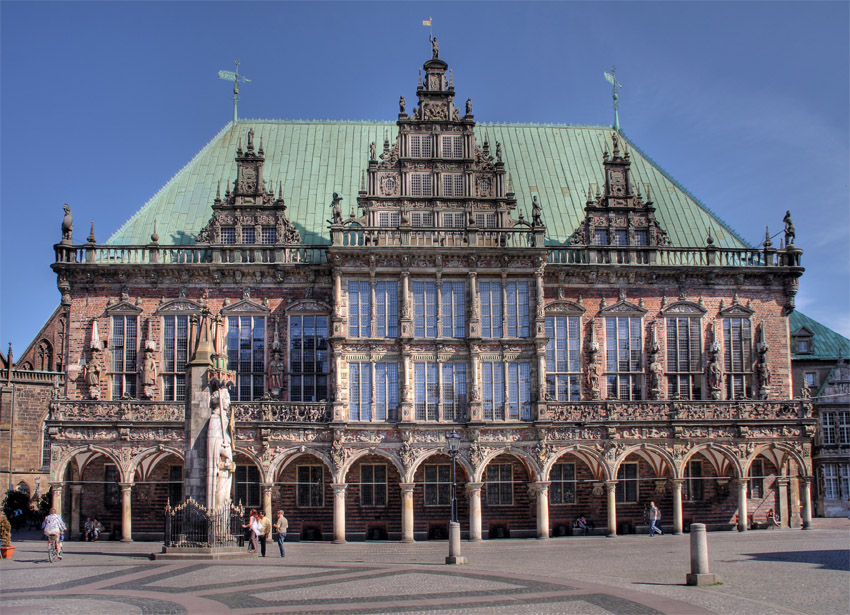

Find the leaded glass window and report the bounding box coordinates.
[424,464,451,506]
[606,316,643,400]
[410,173,433,196]
[413,281,438,338]
[375,281,398,338]
[616,462,638,503]
[297,465,324,507]
[480,282,503,338]
[162,315,189,401]
[289,315,328,402]
[723,317,752,399]
[441,135,463,158]
[414,362,466,422]
[486,464,513,506]
[227,316,265,401]
[410,134,432,158]
[666,317,702,400]
[505,281,530,337]
[549,463,576,504]
[360,465,387,507]
[442,173,464,197]
[348,281,371,337]
[441,281,466,338]
[546,316,581,401]
[349,362,372,421]
[111,315,137,399]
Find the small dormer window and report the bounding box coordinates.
[613,230,628,246]
[594,230,609,246]
[221,227,236,244]
[242,227,256,244]
[442,174,464,197]
[379,211,400,227]
[796,337,812,354]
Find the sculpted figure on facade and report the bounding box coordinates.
[329,192,343,225]
[756,324,771,399]
[61,203,74,244]
[399,96,406,114]
[647,323,663,400]
[585,321,601,400]
[208,377,234,509]
[267,349,284,398]
[706,323,723,400]
[531,195,543,228]
[140,344,158,399]
[429,35,439,59]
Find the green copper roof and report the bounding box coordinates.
[107,120,749,249]
[789,311,850,361]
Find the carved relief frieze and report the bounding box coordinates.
[547,427,605,441]
[55,427,118,440]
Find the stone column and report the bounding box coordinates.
[466,482,483,541]
[777,477,790,528]
[800,476,813,530]
[605,481,618,537]
[532,482,550,539]
[119,483,133,542]
[672,479,684,535]
[261,483,273,520]
[400,483,415,542]
[69,484,82,539]
[735,478,749,532]
[332,484,347,544]
[184,364,211,506]
[50,481,63,516]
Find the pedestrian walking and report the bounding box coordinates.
[259,510,272,557]
[275,510,288,557]
[648,501,662,537]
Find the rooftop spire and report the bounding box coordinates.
[217,59,251,124]
[604,66,623,131]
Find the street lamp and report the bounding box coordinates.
[446,430,460,523]
[445,429,467,565]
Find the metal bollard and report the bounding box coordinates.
[686,523,722,585]
[445,521,468,565]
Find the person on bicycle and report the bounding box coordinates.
[42,508,66,559]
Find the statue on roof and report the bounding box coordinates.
[399,96,406,114]
[61,204,73,244]
[783,210,795,246]
[532,196,543,228]
[329,192,343,225]
[466,98,472,116]
[369,141,376,161]
[429,35,439,59]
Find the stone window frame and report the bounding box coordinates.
[441,173,464,197]
[223,305,268,402]
[409,134,433,158]
[440,134,463,159]
[545,301,585,402]
[481,361,532,422]
[662,301,706,401]
[285,301,331,404]
[156,298,201,403]
[549,462,576,505]
[414,361,467,423]
[601,300,647,402]
[684,460,704,501]
[616,462,639,503]
[106,300,143,401]
[423,464,452,506]
[359,464,388,508]
[296,464,325,508]
[485,463,514,506]
[410,173,433,197]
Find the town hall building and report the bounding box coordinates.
[4,49,816,542]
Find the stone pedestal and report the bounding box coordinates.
[445,521,468,565]
[686,523,721,585]
[184,365,211,506]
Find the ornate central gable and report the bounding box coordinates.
[570,132,670,247]
[335,51,544,245]
[197,129,301,246]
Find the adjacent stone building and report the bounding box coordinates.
[15,51,817,541]
[789,311,850,517]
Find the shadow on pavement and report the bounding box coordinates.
[742,549,850,571]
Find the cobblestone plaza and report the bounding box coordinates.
[2,520,847,614]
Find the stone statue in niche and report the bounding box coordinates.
[268,349,284,398]
[208,376,234,510]
[585,323,601,400]
[647,324,663,400]
[706,324,723,400]
[140,345,158,399]
[84,354,102,400]
[755,325,771,399]
[783,210,795,246]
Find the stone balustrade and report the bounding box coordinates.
[232,402,331,423]
[53,244,327,266]
[49,400,185,422]
[545,399,809,422]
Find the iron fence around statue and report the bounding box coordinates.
[164,498,244,548]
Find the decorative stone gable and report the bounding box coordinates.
[570,132,670,247]
[343,53,537,244]
[197,129,301,245]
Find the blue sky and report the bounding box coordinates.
[1,1,848,357]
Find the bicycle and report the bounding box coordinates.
[47,533,63,563]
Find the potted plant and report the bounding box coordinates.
[0,513,14,559]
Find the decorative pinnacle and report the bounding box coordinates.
[258,136,264,156]
[706,227,714,246]
[215,181,221,200]
[151,219,159,244]
[763,226,773,248]
[87,220,97,244]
